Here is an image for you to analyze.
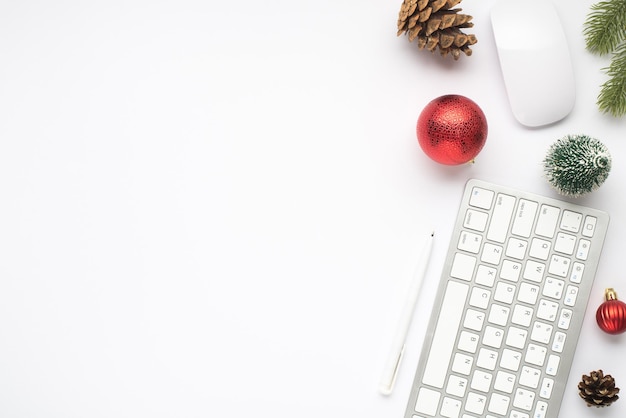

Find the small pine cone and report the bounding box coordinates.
[578,370,620,407]
[396,0,477,60]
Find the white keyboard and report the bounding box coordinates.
[404,179,609,418]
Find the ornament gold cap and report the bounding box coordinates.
[605,288,618,301]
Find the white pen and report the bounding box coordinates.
[379,231,434,395]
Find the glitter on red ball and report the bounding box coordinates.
[416,95,488,165]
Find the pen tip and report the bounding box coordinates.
[430,231,435,237]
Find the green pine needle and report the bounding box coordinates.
[583,0,626,55]
[598,42,626,116]
[584,0,626,117]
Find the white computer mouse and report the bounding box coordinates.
[491,0,575,127]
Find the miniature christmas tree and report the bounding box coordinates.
[583,0,626,116]
[543,134,611,197]
[396,0,477,60]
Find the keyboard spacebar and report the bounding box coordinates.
[422,281,469,388]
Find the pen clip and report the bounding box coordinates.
[380,343,405,395]
[391,343,405,387]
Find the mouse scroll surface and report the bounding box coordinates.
[491,0,575,127]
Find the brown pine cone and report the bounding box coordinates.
[397,0,477,60]
[578,370,620,407]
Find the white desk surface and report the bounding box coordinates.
[1,1,625,417]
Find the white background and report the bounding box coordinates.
[1,0,625,417]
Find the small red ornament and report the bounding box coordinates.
[416,94,488,165]
[596,288,626,334]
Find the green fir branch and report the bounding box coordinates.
[583,0,626,55]
[584,0,626,117]
[598,42,626,117]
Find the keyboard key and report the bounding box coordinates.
[523,260,545,282]
[452,353,474,376]
[525,343,547,367]
[512,199,538,238]
[458,331,479,353]
[422,281,469,388]
[476,348,498,370]
[542,278,564,299]
[513,388,536,411]
[488,393,511,415]
[576,239,591,260]
[546,355,560,376]
[554,232,576,255]
[465,392,487,415]
[570,262,584,283]
[505,326,528,349]
[534,401,548,418]
[506,238,529,259]
[414,387,440,416]
[446,375,468,397]
[540,378,555,399]
[564,285,579,306]
[469,287,491,309]
[560,210,582,233]
[536,299,559,321]
[494,282,516,304]
[488,304,510,326]
[511,304,534,327]
[582,215,597,237]
[548,255,570,278]
[529,238,551,260]
[481,243,503,265]
[494,370,516,393]
[464,209,489,232]
[469,187,494,210]
[535,205,560,238]
[520,366,541,388]
[471,370,493,392]
[551,332,566,353]
[483,326,505,348]
[500,349,522,371]
[518,282,540,305]
[530,322,553,345]
[451,253,476,282]
[464,309,486,332]
[500,260,522,282]
[557,309,572,329]
[487,194,516,243]
[441,397,462,418]
[458,231,482,253]
[475,265,497,287]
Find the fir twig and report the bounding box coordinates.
[583,0,626,55]
[584,0,626,117]
[598,42,626,117]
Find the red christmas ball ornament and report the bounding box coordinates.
[416,94,488,165]
[596,288,626,334]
